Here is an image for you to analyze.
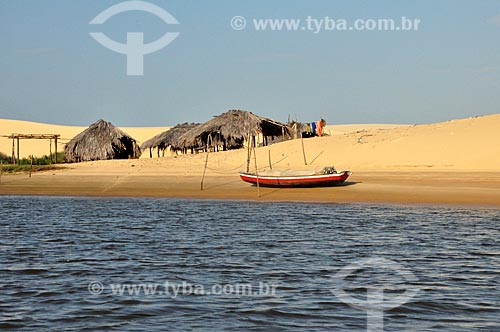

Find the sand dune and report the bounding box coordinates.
[284,114,500,171]
[1,115,499,171]
[129,113,498,172]
[1,114,499,206]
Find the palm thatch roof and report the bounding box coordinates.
[65,119,141,162]
[174,109,290,150]
[140,123,199,151]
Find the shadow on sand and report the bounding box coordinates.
[202,179,241,191]
[336,181,360,187]
[248,181,361,197]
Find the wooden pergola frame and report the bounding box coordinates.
[3,134,60,165]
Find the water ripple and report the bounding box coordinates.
[0,196,499,331]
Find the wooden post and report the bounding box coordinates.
[16,137,20,165]
[200,136,211,191]
[246,133,252,173]
[11,138,15,164]
[295,116,307,165]
[29,155,33,178]
[49,138,52,165]
[201,151,209,190]
[0,160,3,184]
[300,133,307,165]
[268,150,272,170]
[54,136,58,164]
[253,146,260,197]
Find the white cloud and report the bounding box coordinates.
[15,48,56,55]
[487,14,500,26]
[468,66,500,73]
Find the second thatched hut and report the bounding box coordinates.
[65,119,141,162]
[140,122,199,158]
[174,109,290,152]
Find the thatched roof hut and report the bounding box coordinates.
[140,123,199,153]
[65,119,141,162]
[174,109,290,151]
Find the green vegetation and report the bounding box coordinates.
[0,164,63,174]
[17,152,66,165]
[0,152,66,174]
[0,152,10,163]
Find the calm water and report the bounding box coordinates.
[0,196,499,331]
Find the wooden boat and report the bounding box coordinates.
[239,166,351,188]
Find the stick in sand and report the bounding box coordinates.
[200,136,212,191]
[268,150,272,170]
[296,115,307,165]
[253,144,260,197]
[309,150,324,165]
[246,132,251,173]
[29,155,33,178]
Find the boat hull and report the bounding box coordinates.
[239,171,351,188]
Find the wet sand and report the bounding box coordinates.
[1,170,499,207]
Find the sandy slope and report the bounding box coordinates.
[0,115,499,170]
[1,114,499,206]
[133,113,498,172]
[279,114,500,171]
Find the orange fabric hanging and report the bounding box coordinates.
[316,121,323,136]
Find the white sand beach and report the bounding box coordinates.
[1,114,500,206]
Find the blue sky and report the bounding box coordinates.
[1,0,499,126]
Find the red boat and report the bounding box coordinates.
[239,167,352,188]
